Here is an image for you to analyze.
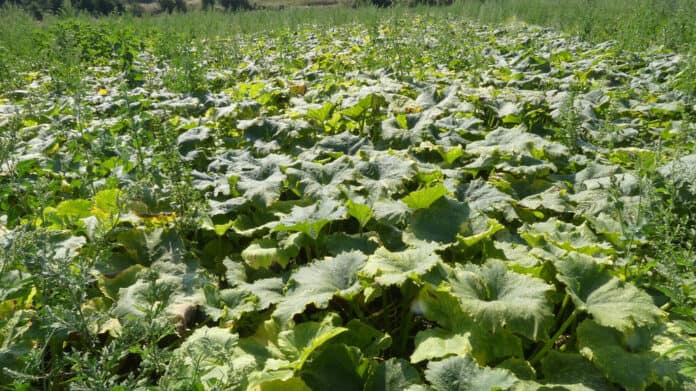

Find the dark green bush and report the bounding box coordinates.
[71,0,124,14]
[219,0,252,11]
[158,0,185,13]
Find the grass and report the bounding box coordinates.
[1,0,696,52]
[253,0,342,9]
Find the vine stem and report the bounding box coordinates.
[530,309,578,365]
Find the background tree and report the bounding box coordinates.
[219,0,251,11]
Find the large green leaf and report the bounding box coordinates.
[241,277,286,310]
[410,198,469,243]
[456,217,504,248]
[356,152,416,200]
[362,243,442,286]
[0,309,36,385]
[165,326,256,390]
[98,264,145,301]
[401,184,448,210]
[346,200,374,229]
[412,286,523,365]
[231,314,349,387]
[424,356,518,391]
[238,168,286,207]
[577,320,680,390]
[465,125,568,160]
[517,185,573,214]
[342,92,386,121]
[658,154,696,203]
[320,232,379,256]
[540,351,615,390]
[210,286,257,322]
[42,198,92,228]
[373,199,412,226]
[307,101,336,125]
[520,219,614,256]
[286,157,355,200]
[555,253,662,331]
[274,200,347,239]
[455,179,516,219]
[250,377,311,391]
[447,260,554,340]
[272,251,367,323]
[364,358,423,391]
[92,188,123,221]
[300,344,367,391]
[242,238,299,270]
[276,314,349,369]
[111,234,211,322]
[234,153,292,206]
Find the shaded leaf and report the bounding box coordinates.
[425,356,518,391]
[301,344,366,391]
[365,358,423,391]
[411,198,469,243]
[577,320,680,390]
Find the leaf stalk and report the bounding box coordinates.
[530,309,578,365]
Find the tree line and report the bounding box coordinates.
[1,0,452,19]
[0,0,254,18]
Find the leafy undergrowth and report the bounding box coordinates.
[1,16,696,390]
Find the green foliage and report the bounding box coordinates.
[158,0,186,13]
[0,8,695,391]
[446,260,554,341]
[424,355,518,391]
[70,0,124,14]
[401,184,448,210]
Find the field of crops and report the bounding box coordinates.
[1,9,696,390]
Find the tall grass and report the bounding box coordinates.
[448,0,696,52]
[2,0,695,51]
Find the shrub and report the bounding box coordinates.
[219,0,252,11]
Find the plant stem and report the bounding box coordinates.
[530,309,578,365]
[382,292,388,328]
[349,299,368,324]
[397,309,415,357]
[304,244,312,262]
[557,294,570,324]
